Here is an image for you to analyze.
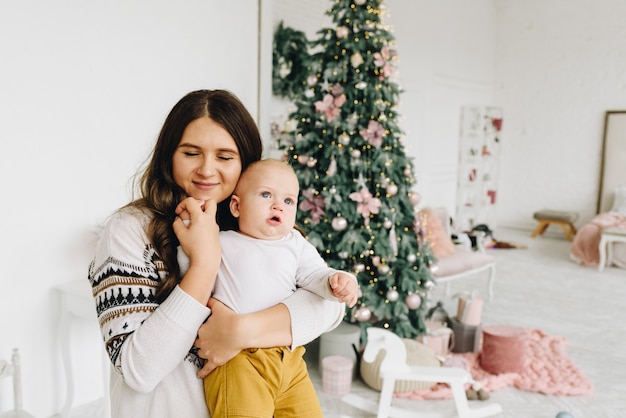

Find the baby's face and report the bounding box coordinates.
[231,163,299,240]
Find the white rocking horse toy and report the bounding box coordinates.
[343,327,502,418]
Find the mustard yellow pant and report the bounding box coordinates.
[204,346,323,418]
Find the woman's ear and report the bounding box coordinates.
[229,194,241,218]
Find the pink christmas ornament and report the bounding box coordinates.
[349,187,382,225]
[409,191,421,206]
[373,45,397,80]
[299,188,325,224]
[359,119,384,148]
[315,93,345,122]
[405,293,422,310]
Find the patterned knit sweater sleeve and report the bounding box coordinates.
[88,208,211,393]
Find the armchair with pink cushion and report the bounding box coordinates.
[419,207,496,301]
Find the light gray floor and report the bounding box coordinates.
[307,227,626,418]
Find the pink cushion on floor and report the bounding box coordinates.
[480,325,528,374]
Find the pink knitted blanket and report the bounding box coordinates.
[396,328,593,400]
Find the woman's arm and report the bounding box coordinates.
[195,289,344,378]
[89,209,213,392]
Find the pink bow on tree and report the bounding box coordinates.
[314,84,347,122]
[349,187,382,225]
[299,188,326,224]
[360,119,385,148]
[373,45,397,80]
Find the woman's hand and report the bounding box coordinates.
[173,197,220,264]
[173,197,221,304]
[195,298,245,378]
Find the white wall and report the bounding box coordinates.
[386,0,497,216]
[495,0,626,229]
[0,1,259,416]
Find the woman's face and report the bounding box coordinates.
[172,116,242,203]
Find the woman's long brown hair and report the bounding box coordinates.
[129,90,263,302]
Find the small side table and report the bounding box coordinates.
[55,280,110,418]
[598,228,626,271]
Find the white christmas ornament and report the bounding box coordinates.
[407,253,417,263]
[386,183,398,196]
[328,158,337,176]
[351,149,361,158]
[378,264,390,275]
[386,289,399,302]
[331,216,348,231]
[307,158,317,168]
[355,306,371,322]
[350,52,364,68]
[354,0,366,5]
[383,219,392,229]
[338,133,350,145]
[354,263,366,273]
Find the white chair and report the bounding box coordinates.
[0,349,35,418]
[344,328,502,418]
[426,207,496,301]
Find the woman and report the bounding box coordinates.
[88,90,343,417]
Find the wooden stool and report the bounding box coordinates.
[531,209,578,241]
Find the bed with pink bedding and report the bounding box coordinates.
[570,211,626,269]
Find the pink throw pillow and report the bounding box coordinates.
[419,208,455,258]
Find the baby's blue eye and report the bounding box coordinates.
[284,198,294,205]
[261,191,271,198]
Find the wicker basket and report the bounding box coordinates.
[360,338,440,392]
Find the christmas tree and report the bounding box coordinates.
[273,0,436,341]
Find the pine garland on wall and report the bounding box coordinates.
[273,0,436,342]
[272,21,311,100]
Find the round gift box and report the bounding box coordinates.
[321,355,354,395]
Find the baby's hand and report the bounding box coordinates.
[329,272,359,308]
